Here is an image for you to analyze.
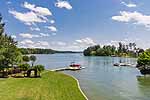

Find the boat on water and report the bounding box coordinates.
[113,63,136,67]
[51,62,85,71]
[67,62,85,70]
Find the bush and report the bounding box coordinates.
[30,55,36,67]
[33,65,45,72]
[22,55,30,63]
[30,55,36,62]
[18,63,30,71]
[137,50,150,67]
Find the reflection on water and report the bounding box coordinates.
[35,53,150,100]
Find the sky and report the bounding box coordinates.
[1,0,150,51]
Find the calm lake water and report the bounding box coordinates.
[35,53,150,100]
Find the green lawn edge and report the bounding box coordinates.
[0,71,86,100]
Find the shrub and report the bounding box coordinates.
[137,50,150,67]
[30,55,36,67]
[33,65,45,72]
[22,55,30,63]
[18,63,30,71]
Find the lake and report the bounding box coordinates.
[35,53,150,100]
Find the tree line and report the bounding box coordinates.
[19,48,81,54]
[83,42,144,57]
[19,48,56,54]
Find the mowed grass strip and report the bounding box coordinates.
[0,71,86,100]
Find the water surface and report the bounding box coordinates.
[35,53,150,100]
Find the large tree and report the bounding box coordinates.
[137,49,150,67]
[0,14,22,74]
[30,55,36,67]
[137,49,150,75]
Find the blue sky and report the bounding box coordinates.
[1,0,150,51]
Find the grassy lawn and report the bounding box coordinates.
[0,71,86,100]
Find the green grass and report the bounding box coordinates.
[0,71,86,100]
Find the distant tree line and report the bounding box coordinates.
[19,48,82,54]
[19,48,56,54]
[83,42,144,57]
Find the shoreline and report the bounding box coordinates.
[62,72,88,100]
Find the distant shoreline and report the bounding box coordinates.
[19,48,83,54]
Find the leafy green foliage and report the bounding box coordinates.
[0,14,22,70]
[18,48,81,54]
[22,55,30,63]
[18,63,30,71]
[30,55,36,67]
[137,49,150,67]
[19,48,55,54]
[83,43,144,57]
[33,65,45,72]
[30,55,36,62]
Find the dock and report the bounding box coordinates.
[113,63,136,67]
[51,67,85,72]
[51,67,67,72]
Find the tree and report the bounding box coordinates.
[33,65,45,72]
[90,51,96,56]
[22,56,30,63]
[83,48,91,56]
[33,65,45,76]
[0,14,21,77]
[83,42,140,57]
[137,50,150,67]
[137,49,150,75]
[18,63,30,77]
[18,63,30,71]
[30,55,36,67]
[118,42,123,53]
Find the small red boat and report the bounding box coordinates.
[70,64,81,67]
[69,62,82,70]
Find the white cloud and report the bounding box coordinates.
[50,20,55,24]
[75,37,96,46]
[9,2,52,26]
[38,41,49,46]
[55,0,72,10]
[9,10,47,25]
[23,2,52,16]
[69,37,97,51]
[30,27,40,31]
[20,39,34,45]
[19,33,50,38]
[19,33,40,38]
[121,1,137,8]
[105,40,128,47]
[112,11,150,28]
[48,38,96,51]
[11,35,17,39]
[19,37,95,51]
[40,33,50,37]
[19,39,50,49]
[7,1,12,4]
[51,41,66,46]
[47,26,57,32]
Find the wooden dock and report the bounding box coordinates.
[51,67,85,72]
[51,67,67,72]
